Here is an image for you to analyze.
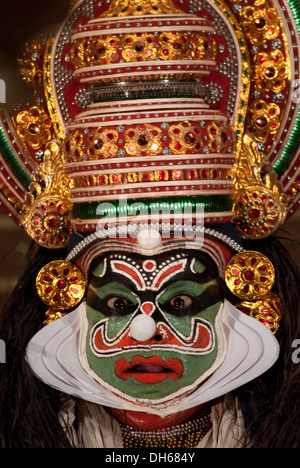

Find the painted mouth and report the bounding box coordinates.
[115,355,184,384]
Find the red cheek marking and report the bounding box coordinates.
[115,355,184,384]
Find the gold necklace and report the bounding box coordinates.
[120,406,212,449]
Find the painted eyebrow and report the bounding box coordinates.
[151,259,187,290]
[153,265,217,296]
[110,260,146,290]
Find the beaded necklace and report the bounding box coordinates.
[120,406,212,448]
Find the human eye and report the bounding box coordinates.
[169,295,193,310]
[106,296,134,312]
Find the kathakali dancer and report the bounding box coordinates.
[0,0,300,448]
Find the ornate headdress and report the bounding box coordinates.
[1,0,299,333]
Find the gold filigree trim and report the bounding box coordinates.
[236,292,283,334]
[18,38,45,88]
[71,32,217,69]
[22,141,73,248]
[237,0,290,153]
[15,106,53,150]
[231,133,288,239]
[43,34,66,143]
[71,167,230,188]
[101,0,185,17]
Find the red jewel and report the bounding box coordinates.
[244,270,254,281]
[188,170,196,180]
[57,280,67,289]
[173,170,182,180]
[65,293,71,302]
[249,208,260,219]
[47,218,58,228]
[112,174,120,184]
[53,293,60,303]
[158,171,166,181]
[43,275,52,282]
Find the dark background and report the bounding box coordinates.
[0,0,299,305]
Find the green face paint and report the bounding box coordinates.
[83,253,225,403]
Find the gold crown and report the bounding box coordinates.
[0,0,299,250]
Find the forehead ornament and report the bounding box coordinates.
[137,227,162,251]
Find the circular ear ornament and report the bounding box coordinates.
[236,292,283,334]
[224,251,275,301]
[36,260,86,318]
[233,187,286,240]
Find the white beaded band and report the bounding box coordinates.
[66,223,243,262]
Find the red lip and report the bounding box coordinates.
[115,355,184,384]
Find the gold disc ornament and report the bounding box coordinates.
[236,292,283,334]
[225,251,275,301]
[36,260,86,311]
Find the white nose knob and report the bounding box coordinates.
[130,314,157,342]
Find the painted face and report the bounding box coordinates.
[80,252,225,405]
